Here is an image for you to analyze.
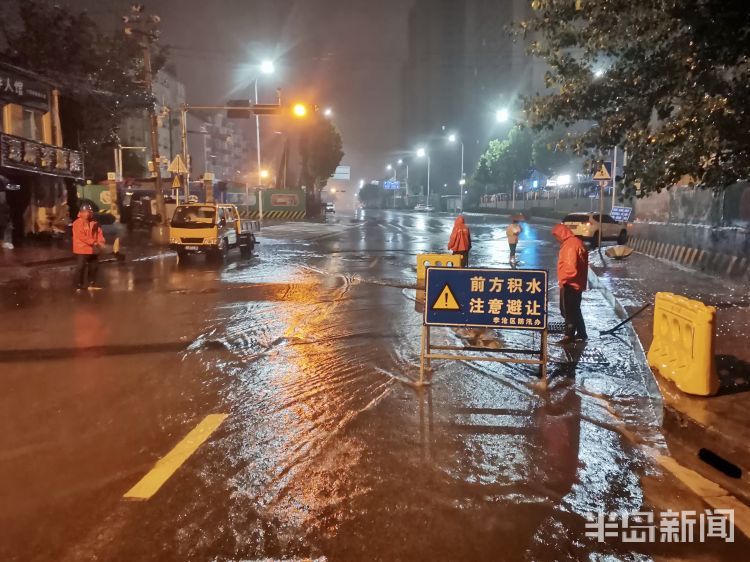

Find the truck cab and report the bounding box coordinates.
[169,203,258,261]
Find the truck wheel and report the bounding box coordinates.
[177,249,188,262]
[617,229,628,245]
[211,239,228,262]
[240,236,255,257]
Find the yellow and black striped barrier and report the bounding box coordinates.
[239,210,306,220]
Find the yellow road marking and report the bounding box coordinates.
[123,414,228,501]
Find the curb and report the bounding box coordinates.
[587,265,750,505]
[586,266,663,413]
[628,236,750,281]
[0,248,175,285]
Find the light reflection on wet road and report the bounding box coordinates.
[0,210,745,561]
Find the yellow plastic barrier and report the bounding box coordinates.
[416,253,462,286]
[647,292,719,396]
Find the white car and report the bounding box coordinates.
[562,212,628,247]
[414,204,433,212]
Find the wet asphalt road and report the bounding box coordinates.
[0,210,746,561]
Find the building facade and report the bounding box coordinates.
[187,112,251,184]
[0,63,83,243]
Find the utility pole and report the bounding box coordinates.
[124,5,167,226]
[180,106,189,199]
[426,156,431,205]
[611,146,618,210]
[254,79,262,186]
[459,141,464,211]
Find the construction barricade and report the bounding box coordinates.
[647,292,719,396]
[416,253,462,288]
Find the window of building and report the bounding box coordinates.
[5,105,45,141]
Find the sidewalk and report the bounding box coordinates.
[0,227,171,285]
[589,250,750,502]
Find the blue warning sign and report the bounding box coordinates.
[424,267,548,330]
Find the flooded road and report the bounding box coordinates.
[0,211,745,561]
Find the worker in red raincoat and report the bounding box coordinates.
[552,223,588,344]
[72,202,106,291]
[448,214,472,266]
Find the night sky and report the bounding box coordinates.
[70,0,413,184]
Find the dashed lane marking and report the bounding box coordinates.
[123,413,228,501]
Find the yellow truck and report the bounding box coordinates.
[169,203,259,260]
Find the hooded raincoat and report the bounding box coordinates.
[551,223,588,291]
[72,211,105,255]
[448,215,471,253]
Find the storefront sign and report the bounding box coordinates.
[0,69,50,111]
[1,134,83,178]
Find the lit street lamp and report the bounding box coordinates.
[323,107,333,117]
[496,108,510,123]
[260,60,275,74]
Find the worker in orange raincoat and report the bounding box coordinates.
[72,202,106,291]
[552,223,588,344]
[448,214,472,266]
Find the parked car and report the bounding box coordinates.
[562,212,628,247]
[325,202,335,213]
[414,204,434,212]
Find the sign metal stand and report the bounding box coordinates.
[419,267,549,385]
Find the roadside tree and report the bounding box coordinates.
[519,0,750,196]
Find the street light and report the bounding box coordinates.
[292,103,308,117]
[254,59,276,186]
[593,68,605,78]
[260,60,275,74]
[323,107,333,117]
[416,147,431,204]
[447,132,465,211]
[496,108,510,123]
[260,169,270,179]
